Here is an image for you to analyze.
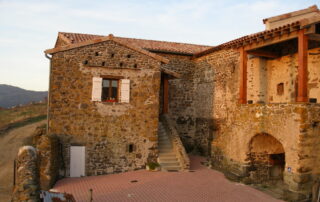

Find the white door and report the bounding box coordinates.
[70,146,85,177]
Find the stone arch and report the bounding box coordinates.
[249,133,284,154]
[247,133,285,183]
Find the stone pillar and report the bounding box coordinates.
[239,47,248,104]
[36,134,61,190]
[12,146,40,202]
[297,29,308,102]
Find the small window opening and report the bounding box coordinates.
[119,62,123,67]
[102,78,118,102]
[128,144,134,153]
[133,64,138,69]
[102,61,105,66]
[83,60,88,65]
[95,52,100,56]
[111,53,115,58]
[309,98,317,103]
[277,83,284,95]
[247,100,253,104]
[127,54,131,58]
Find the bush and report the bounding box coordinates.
[147,162,160,170]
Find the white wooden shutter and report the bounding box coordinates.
[120,79,130,103]
[92,77,102,101]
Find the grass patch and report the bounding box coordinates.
[0,103,46,130]
[0,115,47,135]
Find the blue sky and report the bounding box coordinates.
[0,0,318,91]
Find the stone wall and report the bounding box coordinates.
[158,53,198,153]
[194,45,320,199]
[49,40,162,176]
[194,49,239,156]
[34,133,61,190]
[12,146,40,202]
[247,47,320,104]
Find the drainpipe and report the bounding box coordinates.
[45,53,52,135]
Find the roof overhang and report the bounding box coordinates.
[194,18,320,58]
[45,34,169,64]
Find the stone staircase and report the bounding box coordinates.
[158,122,181,171]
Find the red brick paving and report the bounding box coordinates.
[53,156,282,202]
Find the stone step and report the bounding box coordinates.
[159,152,176,157]
[158,158,179,163]
[158,139,170,143]
[158,145,173,150]
[162,166,181,171]
[159,148,173,153]
[160,162,180,167]
[158,137,170,141]
[158,144,172,148]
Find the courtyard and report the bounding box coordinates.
[52,156,282,202]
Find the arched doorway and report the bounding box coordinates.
[247,133,285,183]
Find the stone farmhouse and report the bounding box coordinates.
[44,5,320,200]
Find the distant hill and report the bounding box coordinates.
[0,84,47,108]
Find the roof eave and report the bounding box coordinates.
[44,34,169,64]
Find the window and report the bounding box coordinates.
[277,83,284,95]
[102,79,118,102]
[92,77,130,103]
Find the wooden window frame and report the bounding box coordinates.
[101,78,120,103]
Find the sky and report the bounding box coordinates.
[0,0,319,91]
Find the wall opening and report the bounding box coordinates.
[247,133,285,184]
[277,83,284,95]
[128,144,134,153]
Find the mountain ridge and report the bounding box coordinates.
[0,84,47,108]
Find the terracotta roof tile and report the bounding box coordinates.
[194,21,302,57]
[58,32,211,55]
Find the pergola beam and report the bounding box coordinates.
[247,50,279,59]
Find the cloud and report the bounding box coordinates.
[0,0,319,90]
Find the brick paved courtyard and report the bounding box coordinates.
[53,156,282,202]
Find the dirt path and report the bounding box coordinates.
[0,120,46,202]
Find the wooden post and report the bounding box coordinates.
[163,76,169,114]
[297,29,308,102]
[239,47,248,104]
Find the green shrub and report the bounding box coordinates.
[147,162,160,170]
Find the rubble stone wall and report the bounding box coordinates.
[194,49,239,156]
[247,47,320,104]
[158,53,198,153]
[195,46,320,198]
[49,40,161,176]
[12,146,40,202]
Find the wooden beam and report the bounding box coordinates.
[239,47,248,104]
[247,50,279,59]
[163,77,169,114]
[160,67,182,78]
[308,33,320,41]
[296,29,308,103]
[244,31,299,51]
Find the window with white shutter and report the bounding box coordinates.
[92,77,130,103]
[92,77,102,101]
[120,79,130,103]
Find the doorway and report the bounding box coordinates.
[70,146,85,177]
